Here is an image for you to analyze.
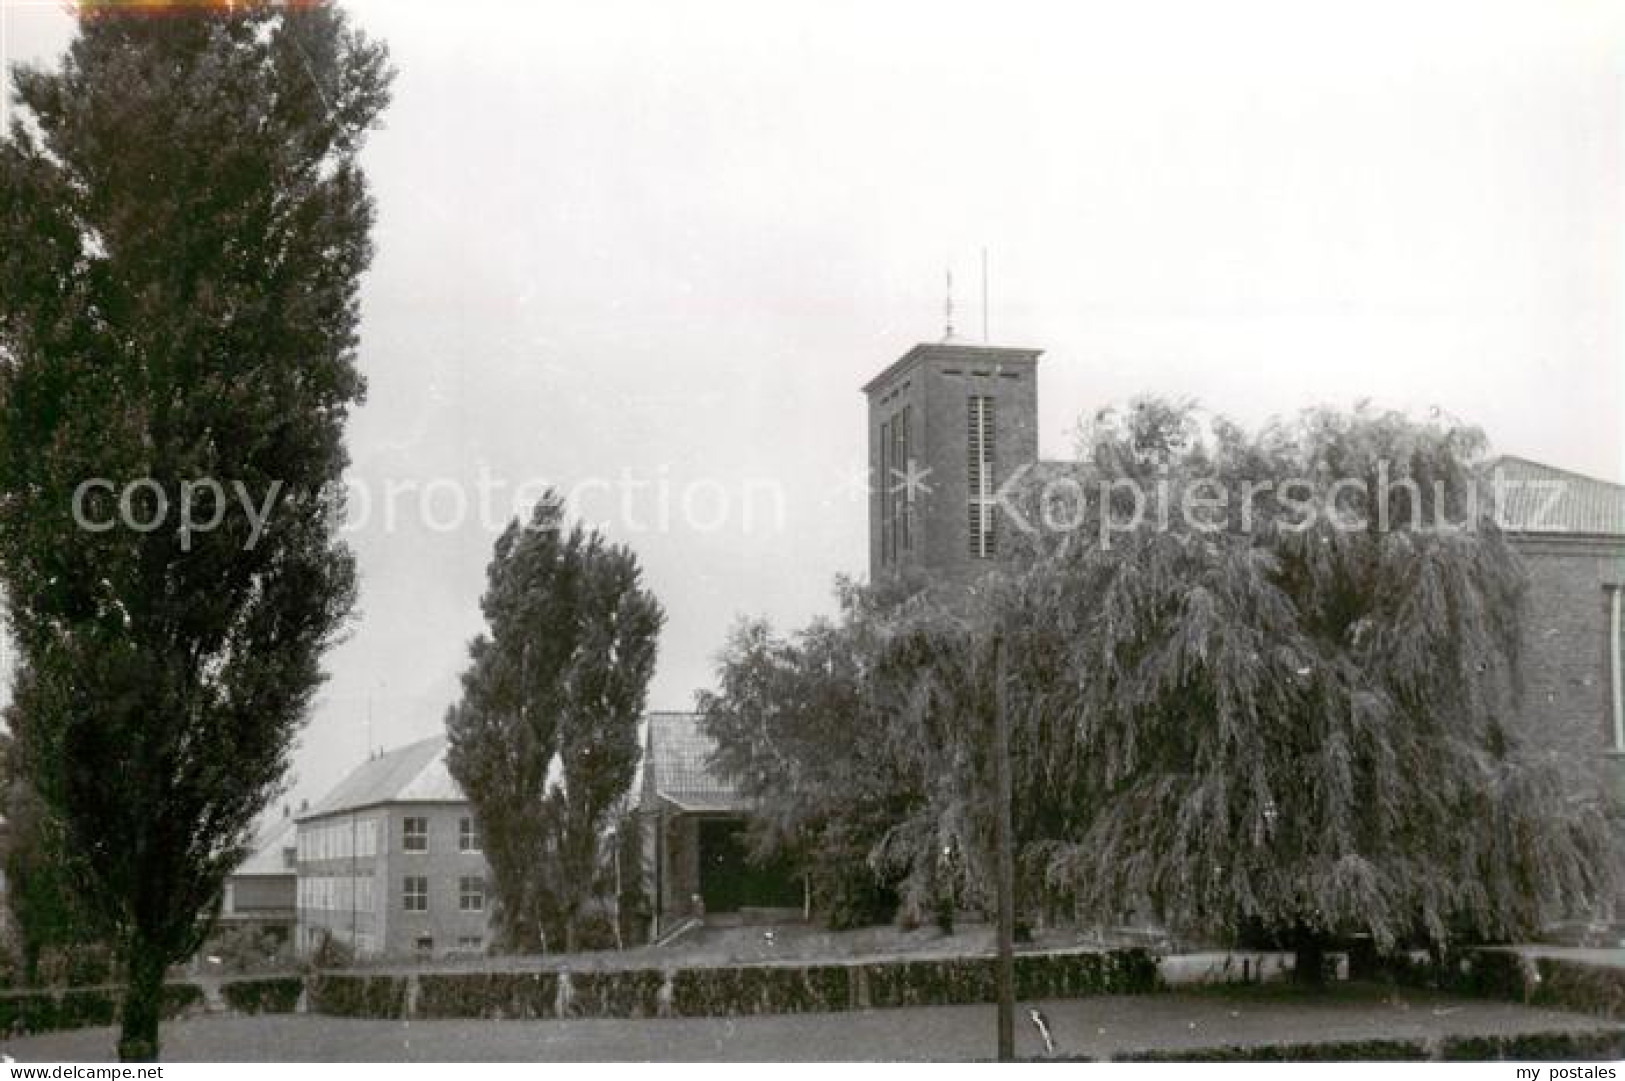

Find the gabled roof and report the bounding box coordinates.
[1487,456,1625,537]
[298,735,464,821]
[233,813,297,878]
[640,712,748,814]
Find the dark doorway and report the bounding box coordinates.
[697,818,801,912]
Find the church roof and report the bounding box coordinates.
[298,734,464,821]
[640,711,748,814]
[1487,456,1625,537]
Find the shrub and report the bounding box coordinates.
[36,944,115,988]
[1013,949,1160,999]
[308,974,407,1019]
[671,964,850,1016]
[1532,958,1625,1020]
[571,911,621,953]
[309,930,355,971]
[56,988,117,1029]
[1116,1038,1426,1062]
[566,968,664,1017]
[0,992,59,1036]
[160,982,205,1018]
[416,972,559,1020]
[222,977,304,1015]
[866,957,995,1007]
[0,982,200,1036]
[210,926,293,975]
[1438,1031,1625,1061]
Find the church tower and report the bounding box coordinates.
[864,340,1042,583]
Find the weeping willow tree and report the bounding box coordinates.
[703,399,1617,972]
[1021,399,1618,977]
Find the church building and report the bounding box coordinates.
[865,336,1624,929]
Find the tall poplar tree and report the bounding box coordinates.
[447,493,664,952]
[0,2,390,1058]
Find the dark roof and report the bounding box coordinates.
[1486,456,1625,537]
[640,712,748,814]
[298,735,463,821]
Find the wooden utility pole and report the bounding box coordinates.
[992,631,1016,1061]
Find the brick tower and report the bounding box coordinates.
[864,340,1042,584]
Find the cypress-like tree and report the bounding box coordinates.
[0,2,390,1057]
[447,493,663,952]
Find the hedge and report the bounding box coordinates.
[221,977,304,1015]
[1116,1038,1426,1062]
[670,963,851,1016]
[0,982,204,1037]
[400,949,1162,1021]
[160,983,205,1017]
[1385,949,1625,1020]
[416,972,560,1020]
[306,974,408,1019]
[1532,958,1625,1021]
[1437,1030,1625,1061]
[866,957,997,1008]
[1113,1030,1625,1062]
[566,968,665,1018]
[1015,949,1160,999]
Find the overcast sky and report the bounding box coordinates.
[2,0,1621,810]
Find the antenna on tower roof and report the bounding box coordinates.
[943,267,957,342]
[981,247,990,344]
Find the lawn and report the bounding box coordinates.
[4,986,1618,1062]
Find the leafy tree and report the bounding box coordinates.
[704,398,1619,979]
[447,493,664,952]
[0,3,390,1057]
[1,717,102,985]
[1025,399,1618,977]
[699,580,921,928]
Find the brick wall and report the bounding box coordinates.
[380,802,492,956]
[1509,534,1625,770]
[1511,533,1625,917]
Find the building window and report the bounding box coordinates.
[414,935,434,953]
[403,875,428,912]
[1610,585,1625,753]
[967,395,997,558]
[459,816,482,853]
[403,816,428,853]
[459,876,485,912]
[457,936,484,951]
